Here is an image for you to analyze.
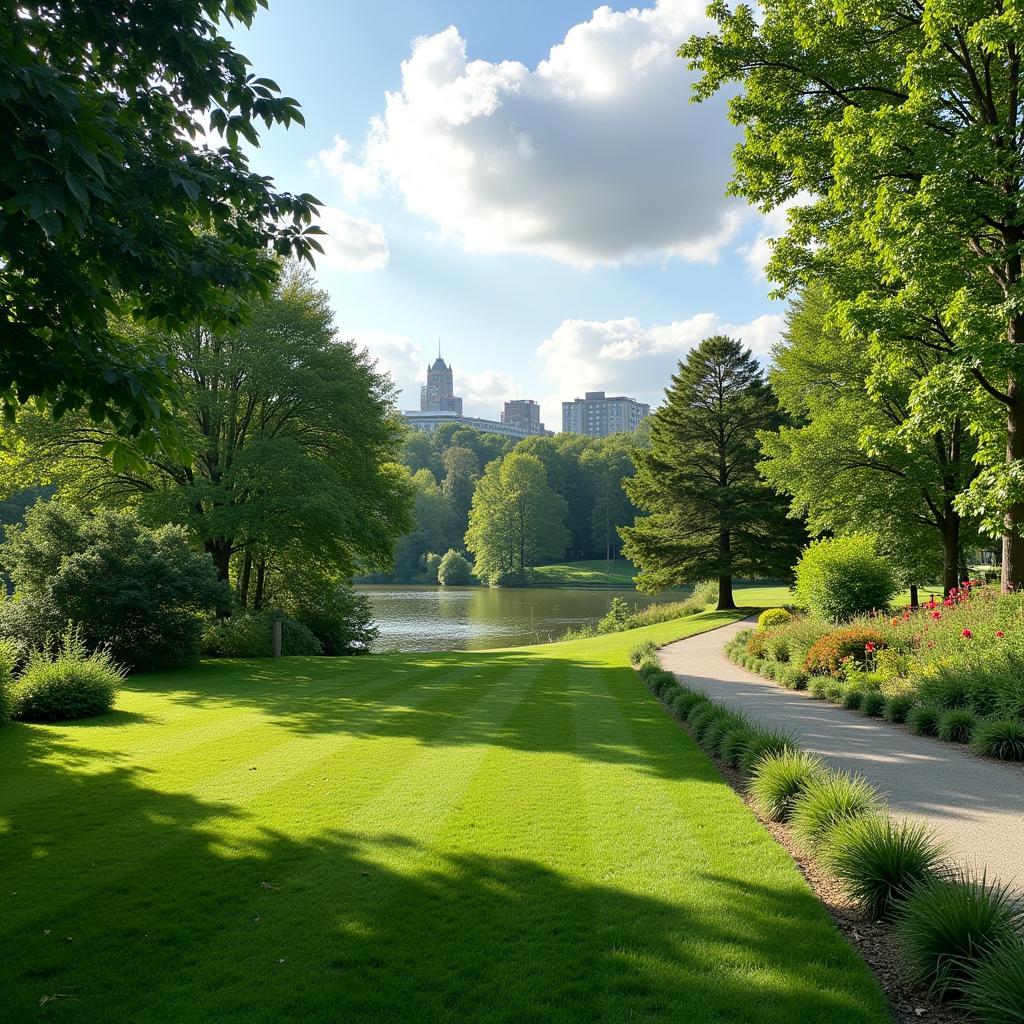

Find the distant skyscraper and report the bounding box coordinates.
[562,391,649,436]
[502,399,544,436]
[420,353,463,415]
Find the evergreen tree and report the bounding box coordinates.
[621,336,802,609]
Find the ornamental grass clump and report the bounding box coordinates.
[719,726,758,768]
[971,718,1024,761]
[883,694,915,724]
[749,749,826,822]
[907,704,942,737]
[704,712,751,758]
[938,708,977,744]
[738,730,798,776]
[860,691,886,717]
[821,815,944,919]
[897,869,1024,998]
[959,938,1024,1024]
[789,771,879,850]
[629,640,658,666]
[687,703,721,743]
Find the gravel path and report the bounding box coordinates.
[660,618,1024,889]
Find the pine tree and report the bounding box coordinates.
[621,336,802,609]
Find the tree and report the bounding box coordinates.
[581,434,640,562]
[0,266,412,597]
[761,287,984,596]
[621,336,803,609]
[0,1,323,439]
[391,470,458,580]
[437,549,473,585]
[0,502,227,670]
[441,446,479,538]
[465,452,569,585]
[681,0,1024,590]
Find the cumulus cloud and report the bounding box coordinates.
[315,1,744,267]
[316,205,389,271]
[738,194,809,279]
[537,311,785,418]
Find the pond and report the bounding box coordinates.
[357,585,683,653]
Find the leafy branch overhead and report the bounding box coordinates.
[0,1,324,438]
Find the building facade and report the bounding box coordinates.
[561,391,650,437]
[401,409,529,439]
[501,399,545,436]
[420,356,463,415]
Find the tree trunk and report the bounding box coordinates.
[909,584,919,608]
[717,528,735,610]
[942,513,961,597]
[239,549,253,608]
[205,539,232,582]
[1003,330,1024,592]
[253,558,267,611]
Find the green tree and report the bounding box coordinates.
[761,287,983,596]
[441,445,480,538]
[465,452,569,585]
[437,548,473,585]
[581,434,640,562]
[391,470,458,580]
[681,0,1024,590]
[0,266,412,597]
[1,1,323,439]
[621,336,802,609]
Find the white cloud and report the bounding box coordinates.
[316,205,389,271]
[738,194,809,279]
[316,1,744,267]
[536,312,785,420]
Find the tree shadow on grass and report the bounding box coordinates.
[0,739,889,1024]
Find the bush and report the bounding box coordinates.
[808,676,833,700]
[704,711,750,758]
[423,551,443,579]
[744,631,768,659]
[907,704,942,737]
[0,503,228,671]
[630,640,658,666]
[682,693,712,723]
[842,687,865,711]
[803,626,887,677]
[749,749,826,822]
[897,869,1024,997]
[938,708,977,744]
[971,718,1024,760]
[789,771,879,850]
[913,661,971,710]
[765,632,791,662]
[861,691,886,717]
[689,703,726,744]
[758,608,792,631]
[778,665,806,689]
[0,637,16,725]
[597,596,633,635]
[738,730,797,775]
[690,578,719,608]
[10,629,124,722]
[281,582,377,655]
[883,695,915,724]
[202,611,322,658]
[437,549,473,585]
[673,689,705,718]
[794,534,899,621]
[960,938,1024,1024]
[821,815,944,919]
[720,727,758,768]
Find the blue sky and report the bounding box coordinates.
[224,0,785,426]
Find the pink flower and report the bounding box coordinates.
[962,628,972,639]
[931,610,942,620]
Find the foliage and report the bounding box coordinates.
[971,719,1024,761]
[883,696,915,725]
[738,731,798,775]
[0,1,322,438]
[0,501,227,670]
[960,939,1024,1024]
[391,470,458,581]
[201,612,321,658]
[597,597,633,635]
[10,628,123,721]
[278,582,377,656]
[860,692,886,718]
[689,578,720,608]
[437,549,473,586]
[758,608,791,631]
[789,772,879,850]
[907,705,942,738]
[897,870,1024,997]
[750,749,826,822]
[0,637,14,725]
[821,815,944,920]
[938,709,977,745]
[629,640,659,666]
[622,335,803,609]
[795,535,898,622]
[803,627,886,678]
[465,452,570,585]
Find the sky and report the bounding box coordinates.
[223,0,787,428]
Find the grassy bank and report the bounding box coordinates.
[0,612,889,1023]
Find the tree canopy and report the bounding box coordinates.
[622,335,802,608]
[0,1,323,441]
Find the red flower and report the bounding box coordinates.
[996,630,1005,638]
[962,628,972,639]
[865,642,876,653]
[931,610,942,620]
[891,617,900,627]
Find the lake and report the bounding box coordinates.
[358,585,683,653]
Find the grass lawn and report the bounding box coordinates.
[0,612,890,1024]
[532,558,642,586]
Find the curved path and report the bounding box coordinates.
[660,618,1024,889]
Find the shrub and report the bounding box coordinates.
[0,503,228,671]
[281,582,377,655]
[689,703,727,744]
[861,691,886,717]
[673,690,705,718]
[744,631,768,659]
[907,704,942,737]
[749,749,826,822]
[971,718,1024,760]
[720,727,758,768]
[794,534,899,621]
[637,658,661,681]
[883,695,915,724]
[897,869,1024,997]
[938,708,977,744]
[202,611,322,657]
[808,676,832,700]
[960,938,1024,1024]
[629,640,658,666]
[842,687,865,711]
[765,632,791,662]
[597,596,633,634]
[0,637,15,725]
[738,730,797,775]
[423,551,443,579]
[690,578,719,608]
[820,815,944,919]
[790,771,879,850]
[914,661,971,710]
[437,549,473,586]
[10,629,124,722]
[803,627,887,678]
[683,694,712,723]
[704,712,750,758]
[758,608,792,631]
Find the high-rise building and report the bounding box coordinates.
[562,391,649,437]
[420,356,463,415]
[501,399,545,436]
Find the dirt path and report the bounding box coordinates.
[660,618,1024,889]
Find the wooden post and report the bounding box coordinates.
[272,613,282,658]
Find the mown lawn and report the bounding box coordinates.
[0,612,890,1024]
